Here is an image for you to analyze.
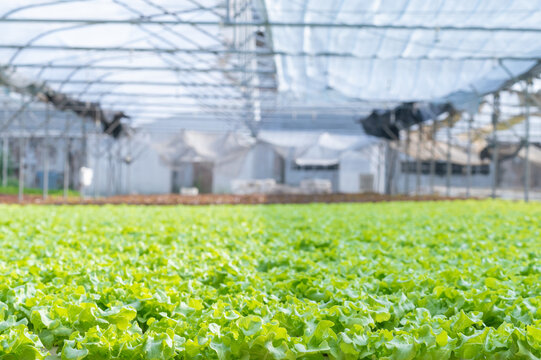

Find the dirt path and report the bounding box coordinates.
[0,193,465,205]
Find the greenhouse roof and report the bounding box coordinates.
[0,0,540,134]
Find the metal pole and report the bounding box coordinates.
[466,114,473,198]
[524,81,531,202]
[1,101,7,187]
[446,116,452,197]
[225,0,231,23]
[2,136,7,187]
[43,103,50,200]
[64,138,70,200]
[18,96,25,203]
[18,137,24,202]
[127,136,132,195]
[63,112,71,200]
[404,127,411,195]
[430,120,436,194]
[94,135,100,198]
[80,117,87,200]
[108,144,113,197]
[376,142,383,193]
[117,140,122,195]
[491,93,500,199]
[416,123,422,195]
[384,141,392,195]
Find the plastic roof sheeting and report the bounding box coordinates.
[264,0,541,112]
[0,0,540,134]
[0,0,243,130]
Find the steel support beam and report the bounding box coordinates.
[10,63,276,74]
[3,18,541,32]
[62,91,277,100]
[44,79,277,89]
[1,45,540,61]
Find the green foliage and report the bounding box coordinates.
[0,182,79,196]
[0,201,539,359]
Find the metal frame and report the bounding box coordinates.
[0,1,540,201]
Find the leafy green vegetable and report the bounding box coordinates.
[0,201,539,359]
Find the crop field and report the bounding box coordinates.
[0,201,540,359]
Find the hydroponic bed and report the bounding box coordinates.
[0,202,539,359]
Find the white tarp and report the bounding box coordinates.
[154,130,376,169]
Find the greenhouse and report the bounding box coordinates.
[0,1,540,359]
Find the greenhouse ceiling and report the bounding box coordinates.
[0,0,540,134]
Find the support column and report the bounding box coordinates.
[108,144,113,197]
[225,0,231,23]
[80,117,87,200]
[18,137,24,203]
[404,128,411,195]
[2,102,8,187]
[2,136,8,187]
[127,136,132,195]
[491,93,500,199]
[18,97,25,203]
[466,114,473,198]
[43,103,50,200]
[94,136,100,198]
[384,141,392,195]
[64,139,70,200]
[416,123,423,195]
[63,114,71,200]
[117,140,122,195]
[430,120,436,194]
[446,116,452,197]
[524,82,531,202]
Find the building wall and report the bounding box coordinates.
[338,146,382,193]
[88,135,171,196]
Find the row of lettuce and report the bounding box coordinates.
[0,202,539,359]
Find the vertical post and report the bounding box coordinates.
[43,103,50,200]
[446,115,452,197]
[416,123,423,195]
[524,81,531,202]
[2,101,8,187]
[2,136,8,187]
[404,127,411,195]
[94,136,100,198]
[466,114,473,198]
[491,93,500,199]
[18,137,24,203]
[64,138,70,200]
[384,141,392,195]
[430,120,436,194]
[18,96,25,203]
[108,144,113,197]
[63,113,71,200]
[225,0,231,23]
[117,140,122,195]
[376,142,383,193]
[127,136,132,195]
[80,117,87,200]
